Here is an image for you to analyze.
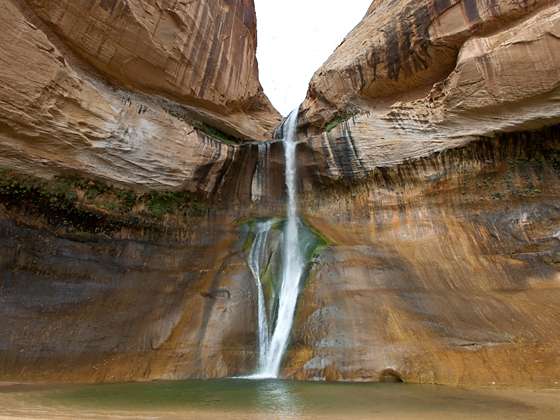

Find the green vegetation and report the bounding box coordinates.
[324,112,356,133]
[0,170,208,234]
[146,191,207,217]
[491,192,505,200]
[115,189,137,211]
[243,216,330,316]
[192,121,243,145]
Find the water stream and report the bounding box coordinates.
[251,142,269,202]
[247,220,273,372]
[248,109,305,378]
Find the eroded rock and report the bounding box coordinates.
[25,0,280,139]
[301,0,560,141]
[285,127,560,386]
[1,0,560,388]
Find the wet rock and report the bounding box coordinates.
[284,128,560,386]
[0,212,258,382]
[1,0,560,389]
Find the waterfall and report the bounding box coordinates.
[246,108,304,379]
[251,142,268,202]
[262,109,304,378]
[247,220,273,372]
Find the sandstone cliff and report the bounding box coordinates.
[25,0,279,139]
[295,0,560,204]
[302,0,559,136]
[1,0,560,389]
[0,0,279,192]
[300,0,560,176]
[283,0,560,385]
[0,0,281,383]
[287,127,560,385]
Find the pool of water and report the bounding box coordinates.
[1,379,559,419]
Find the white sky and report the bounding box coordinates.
[255,0,371,116]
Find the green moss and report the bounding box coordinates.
[0,173,113,233]
[47,177,76,197]
[324,112,356,133]
[0,169,209,234]
[242,231,256,253]
[145,191,207,218]
[519,187,543,198]
[115,190,136,211]
[192,121,242,145]
[100,201,119,212]
[146,192,182,217]
[85,182,109,200]
[242,216,329,322]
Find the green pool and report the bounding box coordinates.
[1,379,558,419]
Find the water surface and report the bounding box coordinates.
[1,379,559,419]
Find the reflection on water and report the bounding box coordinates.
[1,379,559,419]
[256,380,301,417]
[35,378,309,414]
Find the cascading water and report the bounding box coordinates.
[247,108,305,379]
[247,220,273,372]
[262,109,304,377]
[251,143,269,202]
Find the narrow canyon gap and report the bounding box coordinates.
[0,0,557,388]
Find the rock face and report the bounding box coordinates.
[25,0,279,140]
[297,0,560,203]
[302,0,559,134]
[0,212,258,382]
[0,0,279,192]
[1,0,560,389]
[286,127,560,386]
[281,0,560,386]
[0,0,281,383]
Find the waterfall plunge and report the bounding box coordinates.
[247,220,273,372]
[249,109,305,379]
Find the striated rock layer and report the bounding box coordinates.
[1,0,560,388]
[0,212,257,381]
[285,126,560,386]
[281,0,560,386]
[302,0,560,135]
[0,0,279,193]
[24,0,280,140]
[300,0,560,176]
[0,0,281,383]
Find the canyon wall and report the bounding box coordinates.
[288,128,560,386]
[282,0,560,386]
[24,0,280,139]
[0,0,279,191]
[1,0,560,388]
[0,0,280,382]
